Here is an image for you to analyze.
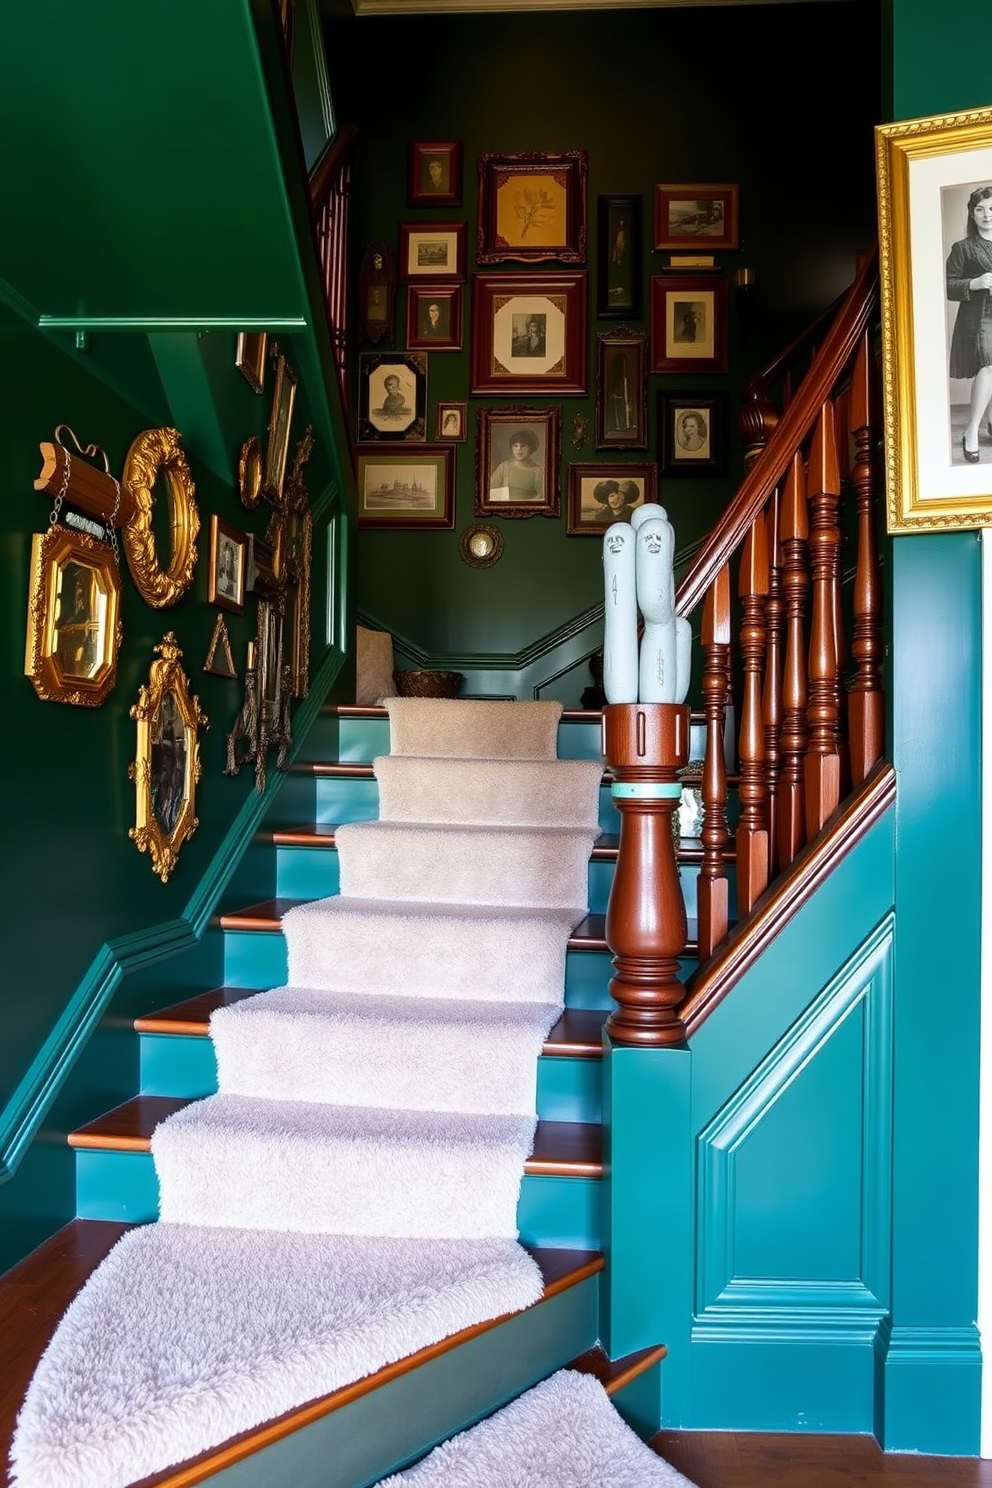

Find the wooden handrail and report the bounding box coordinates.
[680,761,896,1036]
[309,123,359,210]
[675,246,879,619]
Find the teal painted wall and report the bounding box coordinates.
[325,1,883,672]
[0,1,352,1268]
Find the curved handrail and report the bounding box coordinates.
[680,760,896,1035]
[309,123,359,209]
[675,245,879,618]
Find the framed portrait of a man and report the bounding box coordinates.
[471,272,588,395]
[409,140,462,207]
[406,284,463,352]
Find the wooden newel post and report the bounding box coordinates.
[602,702,691,1047]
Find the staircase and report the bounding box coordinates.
[1,705,687,1487]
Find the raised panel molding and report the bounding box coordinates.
[695,919,894,1339]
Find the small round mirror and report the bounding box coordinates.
[459,522,503,569]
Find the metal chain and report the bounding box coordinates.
[49,448,71,528]
[105,477,122,564]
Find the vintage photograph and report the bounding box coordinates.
[596,329,648,449]
[406,284,463,351]
[658,392,729,476]
[566,461,658,535]
[235,331,268,394]
[263,347,297,501]
[475,405,561,519]
[650,274,729,373]
[398,222,466,281]
[471,272,588,395]
[653,183,740,251]
[357,352,427,442]
[877,107,992,530]
[477,150,588,265]
[354,446,455,529]
[597,195,642,318]
[436,401,467,441]
[208,514,247,613]
[409,140,462,206]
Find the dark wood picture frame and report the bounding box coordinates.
[475,405,562,520]
[649,275,729,374]
[436,401,467,441]
[405,284,463,352]
[566,461,658,535]
[596,328,648,450]
[357,351,427,442]
[653,183,740,251]
[477,150,588,265]
[597,195,642,318]
[658,391,729,477]
[398,221,467,281]
[354,445,456,529]
[358,242,397,346]
[208,514,247,614]
[471,271,588,396]
[408,140,463,206]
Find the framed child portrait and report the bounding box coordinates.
[357,352,427,442]
[475,405,561,520]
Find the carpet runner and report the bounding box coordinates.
[11,699,612,1488]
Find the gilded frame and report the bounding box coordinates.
[235,332,268,394]
[471,271,588,396]
[566,461,658,535]
[24,524,122,706]
[129,632,207,883]
[208,514,247,613]
[876,105,992,531]
[477,150,587,265]
[475,405,561,520]
[596,328,648,450]
[263,347,297,502]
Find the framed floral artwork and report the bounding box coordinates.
[477,150,588,265]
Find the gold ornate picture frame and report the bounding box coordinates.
[24,524,122,706]
[876,104,992,531]
[263,347,298,502]
[129,632,208,882]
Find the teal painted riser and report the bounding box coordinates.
[221,928,616,1010]
[321,715,608,765]
[74,1149,602,1249]
[138,1031,603,1123]
[313,777,620,835]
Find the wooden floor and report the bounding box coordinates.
[653,1430,992,1485]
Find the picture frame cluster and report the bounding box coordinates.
[355,141,742,532]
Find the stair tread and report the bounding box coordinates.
[136,992,606,1058]
[566,1342,668,1395]
[69,1098,604,1174]
[217,899,609,947]
[0,1218,603,1488]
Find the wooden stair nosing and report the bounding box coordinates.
[566,1341,668,1396]
[0,1217,603,1488]
[68,1097,604,1176]
[135,994,606,1060]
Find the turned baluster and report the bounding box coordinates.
[696,563,731,960]
[602,703,691,1047]
[761,488,784,873]
[805,400,843,838]
[736,512,771,916]
[847,331,884,783]
[777,452,810,869]
[739,373,780,471]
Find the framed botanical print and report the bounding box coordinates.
[357,352,427,442]
[398,222,466,281]
[354,446,455,529]
[566,461,658,535]
[477,149,588,265]
[653,183,740,251]
[596,328,648,449]
[405,284,463,352]
[650,275,729,373]
[471,272,588,395]
[409,140,462,206]
[658,391,729,477]
[475,405,561,520]
[597,195,642,318]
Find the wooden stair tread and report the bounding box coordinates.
[135,993,606,1058]
[68,1098,604,1174]
[566,1342,668,1395]
[0,1218,603,1488]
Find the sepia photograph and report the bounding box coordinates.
[354,446,455,529]
[475,405,561,519]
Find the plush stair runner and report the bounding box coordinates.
[373,1368,697,1487]
[11,699,604,1488]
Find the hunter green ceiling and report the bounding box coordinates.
[0,0,311,331]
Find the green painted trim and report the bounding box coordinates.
[38,316,309,331]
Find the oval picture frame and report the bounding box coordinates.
[129,632,208,883]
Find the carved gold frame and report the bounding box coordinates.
[24,524,122,706]
[121,427,200,607]
[129,632,208,882]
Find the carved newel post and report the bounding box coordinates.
[602,701,691,1046]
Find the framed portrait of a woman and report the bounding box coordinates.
[475,405,561,520]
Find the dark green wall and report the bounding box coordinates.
[326,0,883,664]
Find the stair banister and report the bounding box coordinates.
[696,563,732,961]
[804,398,844,839]
[735,511,771,916]
[777,452,810,869]
[675,246,879,620]
[847,330,885,784]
